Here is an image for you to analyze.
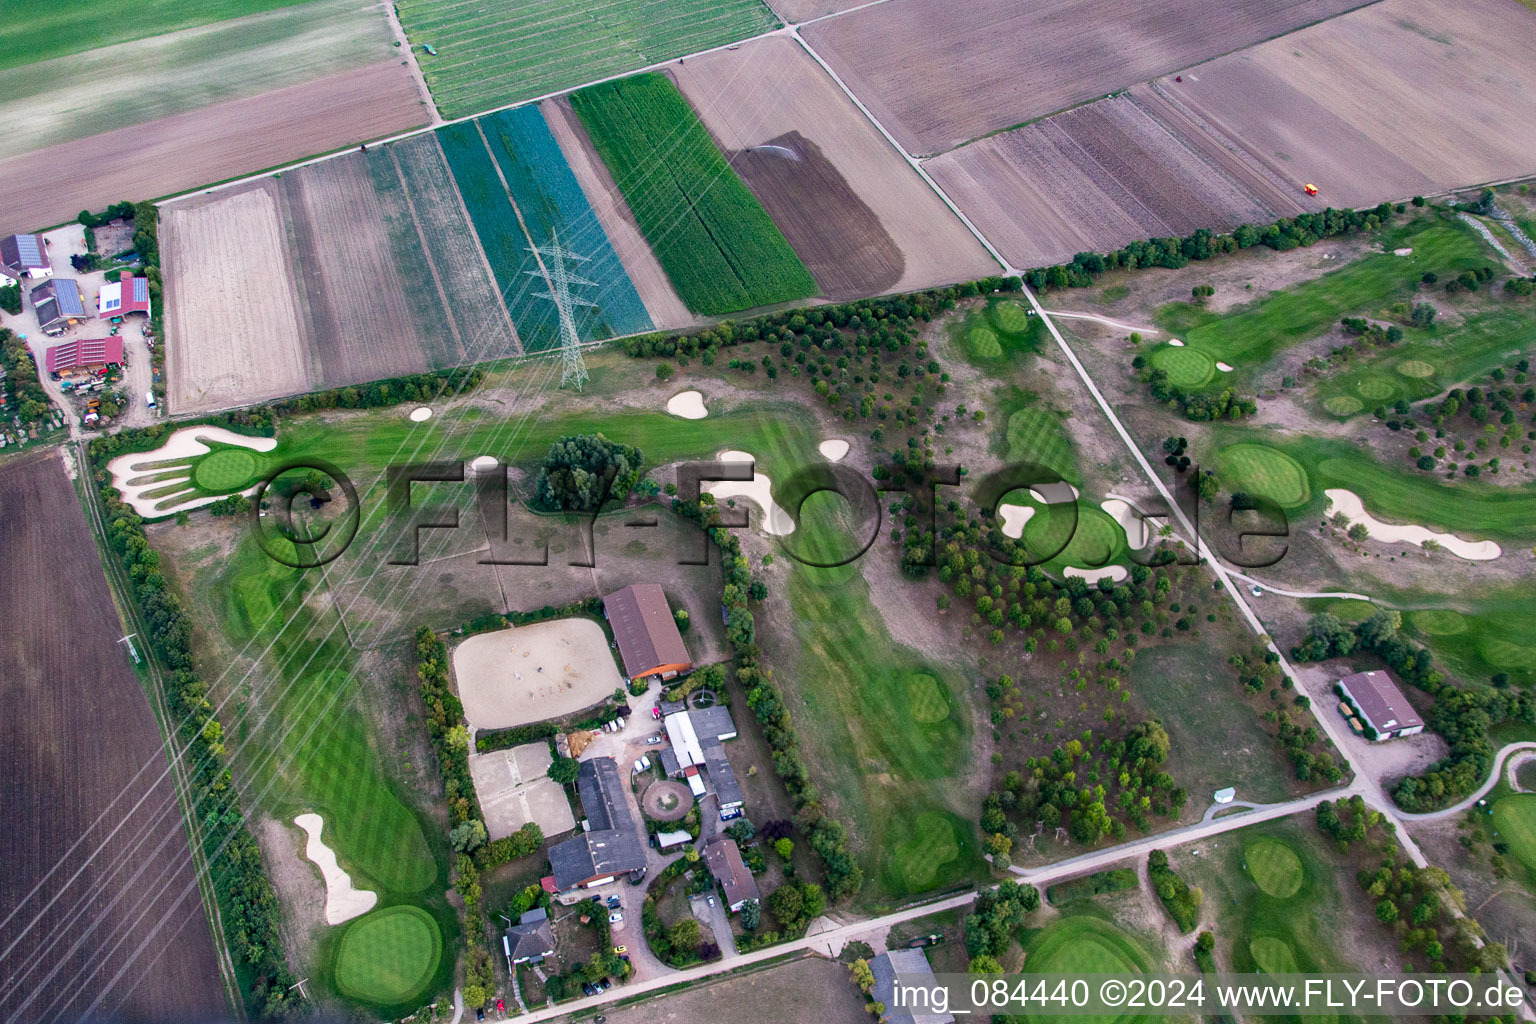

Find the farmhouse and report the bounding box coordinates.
[1337,670,1424,741]
[603,584,691,681]
[659,700,744,819]
[870,949,955,1024]
[504,907,556,965]
[1,234,51,279]
[45,336,123,374]
[702,837,759,912]
[547,757,646,892]
[31,279,89,334]
[98,272,151,320]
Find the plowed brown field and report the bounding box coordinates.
[801,0,1373,155]
[765,0,870,20]
[0,454,226,1023]
[1156,0,1536,208]
[0,62,426,236]
[671,35,995,294]
[927,94,1294,269]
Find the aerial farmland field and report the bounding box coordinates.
[1157,0,1536,209]
[928,93,1295,270]
[395,0,781,119]
[672,35,996,297]
[0,455,227,1023]
[800,0,1372,155]
[572,73,818,315]
[0,0,426,235]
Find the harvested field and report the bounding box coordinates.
[162,185,314,412]
[599,955,869,1024]
[1156,0,1536,208]
[0,61,425,236]
[801,0,1372,155]
[452,619,624,729]
[928,93,1292,270]
[0,455,226,1024]
[765,0,868,19]
[672,35,995,294]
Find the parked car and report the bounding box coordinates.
[646,735,662,745]
[606,895,621,908]
[608,911,624,924]
[613,944,627,954]
[650,705,661,720]
[582,983,596,996]
[633,756,650,773]
[707,896,716,908]
[590,894,603,903]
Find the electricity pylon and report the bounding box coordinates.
[526,235,597,391]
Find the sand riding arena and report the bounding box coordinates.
[451,618,623,730]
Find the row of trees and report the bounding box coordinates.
[89,460,298,1017]
[1147,850,1202,932]
[1,328,53,423]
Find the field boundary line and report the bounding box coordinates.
[380,0,442,126]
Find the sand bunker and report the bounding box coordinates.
[454,618,624,729]
[1101,499,1153,550]
[1216,362,1234,372]
[294,813,377,925]
[1065,565,1128,584]
[707,450,796,535]
[106,426,278,518]
[469,455,499,474]
[666,390,708,419]
[998,503,1035,538]
[1326,489,1501,560]
[1167,339,1185,347]
[1030,482,1079,504]
[1394,248,1414,256]
[409,407,432,422]
[819,439,849,462]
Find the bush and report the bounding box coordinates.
[1148,850,1202,932]
[534,434,644,512]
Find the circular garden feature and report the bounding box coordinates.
[889,811,960,894]
[1245,837,1304,898]
[642,780,693,821]
[1396,359,1435,378]
[1490,795,1536,870]
[333,905,442,1007]
[1410,609,1467,636]
[193,448,262,492]
[905,673,950,723]
[1323,396,1363,417]
[1151,345,1216,388]
[1214,444,1311,509]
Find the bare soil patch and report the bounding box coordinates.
[593,954,867,1024]
[0,454,226,1023]
[671,35,995,292]
[765,0,869,20]
[469,742,577,840]
[0,61,425,236]
[1162,0,1536,209]
[928,93,1288,269]
[161,183,314,413]
[801,0,1371,156]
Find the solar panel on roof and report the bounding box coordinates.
[15,235,43,265]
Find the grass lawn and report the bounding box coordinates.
[1155,218,1485,374]
[1490,795,1536,871]
[397,0,778,119]
[333,905,443,1007]
[991,388,1079,485]
[1150,345,1215,388]
[1244,837,1304,898]
[1017,913,1162,1024]
[1210,443,1311,508]
[777,491,979,904]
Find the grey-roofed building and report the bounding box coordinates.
[702,837,759,912]
[1337,669,1425,740]
[658,746,682,778]
[658,703,744,818]
[505,907,555,964]
[691,704,737,742]
[548,757,647,891]
[603,584,691,681]
[871,949,955,1024]
[702,738,743,814]
[32,278,88,333]
[1,234,50,279]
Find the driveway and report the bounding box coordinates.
[690,893,738,959]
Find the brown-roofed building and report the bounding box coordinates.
[703,837,760,913]
[602,584,691,682]
[1337,669,1424,741]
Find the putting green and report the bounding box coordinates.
[1022,916,1154,1024]
[969,326,1003,359]
[1024,503,1127,570]
[994,300,1031,332]
[1326,599,1377,624]
[194,448,261,492]
[1491,795,1536,870]
[1481,637,1536,669]
[1323,396,1364,417]
[1245,838,1304,898]
[1410,609,1468,636]
[891,812,960,892]
[1151,345,1216,388]
[906,673,950,723]
[333,905,442,1007]
[1250,936,1300,974]
[1213,444,1311,509]
[1396,359,1436,378]
[1357,378,1396,401]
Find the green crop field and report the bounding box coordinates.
[777,489,978,903]
[396,0,778,119]
[333,905,444,1006]
[1019,915,1160,1024]
[1150,345,1215,388]
[1491,795,1536,871]
[1153,219,1484,378]
[1211,443,1311,509]
[1245,837,1304,898]
[571,73,815,315]
[0,0,312,69]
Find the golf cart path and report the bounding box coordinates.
[1398,742,1536,821]
[1225,569,1374,602]
[1043,310,1160,335]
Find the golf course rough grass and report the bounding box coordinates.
[1245,837,1304,898]
[1410,609,1468,635]
[1151,344,1216,388]
[333,905,443,1006]
[890,811,961,893]
[1003,404,1078,483]
[1326,599,1377,624]
[1021,915,1158,1024]
[1490,795,1536,870]
[1213,444,1310,509]
[192,447,262,492]
[1397,359,1436,378]
[1323,396,1364,417]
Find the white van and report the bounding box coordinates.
[633,756,650,774]
[145,391,157,409]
